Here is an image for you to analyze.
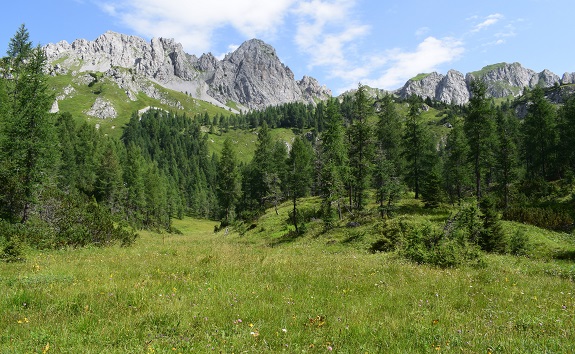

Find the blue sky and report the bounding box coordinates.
[1,0,573,94]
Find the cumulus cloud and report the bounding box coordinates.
[362,36,464,90]
[97,0,297,53]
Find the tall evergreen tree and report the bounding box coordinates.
[522,86,558,180]
[0,40,57,222]
[347,84,374,210]
[557,95,575,177]
[464,80,497,200]
[442,119,470,205]
[217,138,242,224]
[494,106,520,209]
[402,97,435,200]
[318,98,348,225]
[287,136,313,234]
[373,94,403,217]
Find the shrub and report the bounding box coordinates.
[503,206,573,232]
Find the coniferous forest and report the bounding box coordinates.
[2,25,575,267]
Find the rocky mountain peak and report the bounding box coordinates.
[45,32,330,111]
[397,62,570,105]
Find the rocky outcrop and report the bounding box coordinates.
[397,62,565,105]
[86,97,117,119]
[45,32,331,110]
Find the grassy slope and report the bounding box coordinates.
[48,73,233,139]
[2,197,574,353]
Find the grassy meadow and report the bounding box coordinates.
[1,199,575,353]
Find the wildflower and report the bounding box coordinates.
[327,345,333,351]
[282,328,287,333]
[250,330,259,337]
[42,342,50,354]
[432,319,439,325]
[249,323,254,328]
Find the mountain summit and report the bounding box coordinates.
[45,31,331,111]
[396,62,575,105]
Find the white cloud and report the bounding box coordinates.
[293,0,368,68]
[362,36,464,90]
[97,0,297,53]
[472,13,504,32]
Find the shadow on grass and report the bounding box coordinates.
[268,230,303,247]
[554,249,575,261]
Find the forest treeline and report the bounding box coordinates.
[2,25,575,262]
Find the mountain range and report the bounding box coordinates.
[44,31,575,118]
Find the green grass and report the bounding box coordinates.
[206,127,297,162]
[2,197,574,353]
[47,73,233,138]
[410,73,432,81]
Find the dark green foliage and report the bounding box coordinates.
[373,95,403,217]
[347,84,374,210]
[287,136,314,233]
[503,206,574,232]
[217,138,241,224]
[402,96,438,201]
[478,196,506,253]
[464,80,497,199]
[522,87,558,180]
[318,98,348,226]
[442,120,471,205]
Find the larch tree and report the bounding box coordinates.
[463,80,497,200]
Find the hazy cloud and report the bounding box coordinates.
[472,13,504,32]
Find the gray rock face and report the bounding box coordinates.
[561,72,575,84]
[86,97,117,119]
[45,32,331,110]
[397,62,564,104]
[437,70,469,105]
[398,72,444,101]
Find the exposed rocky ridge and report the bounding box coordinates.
[45,31,331,111]
[397,62,573,105]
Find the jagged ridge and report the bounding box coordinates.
[396,62,575,105]
[45,31,331,112]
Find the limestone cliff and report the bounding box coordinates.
[45,31,331,111]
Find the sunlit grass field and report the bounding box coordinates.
[1,200,574,353]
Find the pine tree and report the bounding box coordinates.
[0,39,57,222]
[217,138,241,224]
[402,97,435,200]
[557,95,575,176]
[318,98,348,225]
[373,94,403,217]
[287,137,313,234]
[494,106,520,209]
[522,86,558,180]
[442,119,471,205]
[347,84,374,210]
[464,80,497,200]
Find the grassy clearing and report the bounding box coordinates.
[1,199,574,353]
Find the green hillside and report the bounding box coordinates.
[47,73,233,138]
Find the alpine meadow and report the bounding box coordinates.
[1,24,575,353]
